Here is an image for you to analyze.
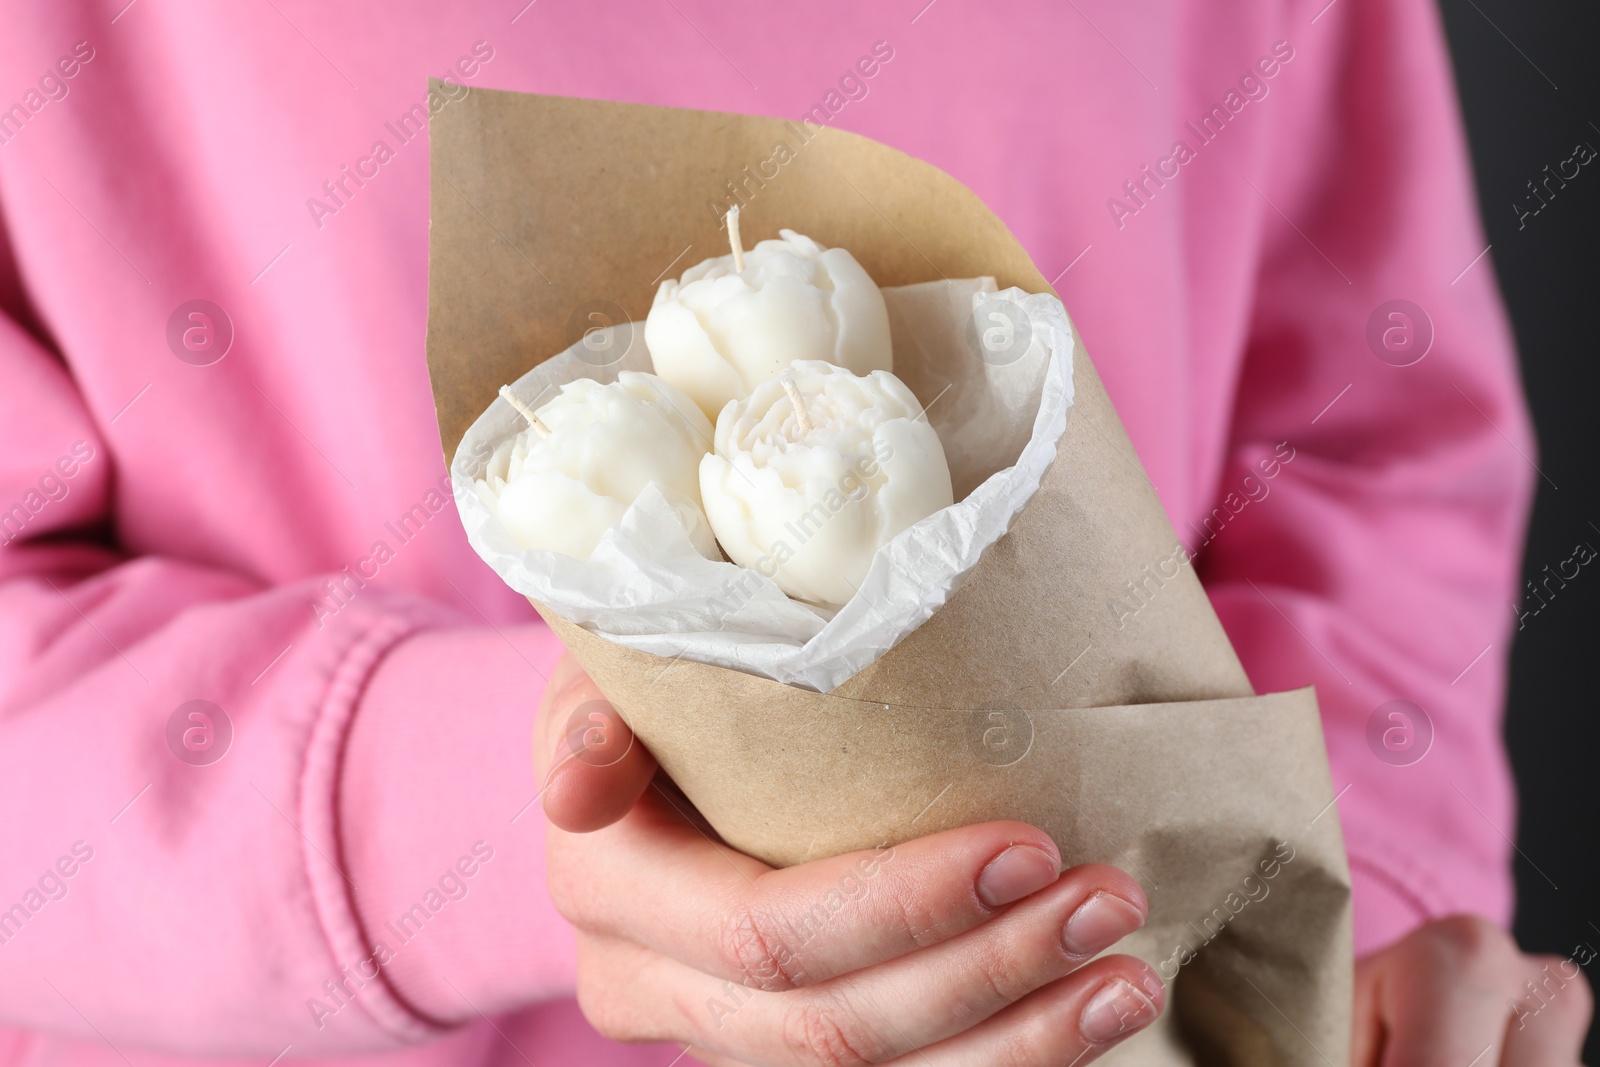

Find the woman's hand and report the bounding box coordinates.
[1352,915,1594,1066]
[536,653,1165,1065]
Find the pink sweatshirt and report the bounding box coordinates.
[0,0,1530,1063]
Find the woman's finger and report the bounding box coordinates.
[571,931,1161,1066]
[1376,916,1520,1067]
[1501,954,1592,1066]
[898,958,1164,1065]
[535,652,659,832]
[694,865,1149,1059]
[551,800,1106,991]
[789,867,1147,1048]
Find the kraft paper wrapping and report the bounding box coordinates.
[424,84,1352,1066]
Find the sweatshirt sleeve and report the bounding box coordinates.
[1199,0,1533,955]
[0,251,574,1054]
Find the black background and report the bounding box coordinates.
[1437,0,1599,1058]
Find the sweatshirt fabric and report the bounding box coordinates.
[0,1,1530,1062]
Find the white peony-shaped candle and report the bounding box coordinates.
[645,207,893,420]
[476,372,717,561]
[699,360,953,610]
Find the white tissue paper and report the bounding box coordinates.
[452,280,1075,692]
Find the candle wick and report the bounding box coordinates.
[779,374,813,436]
[726,205,745,273]
[499,385,550,438]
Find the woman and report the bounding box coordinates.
[0,0,1589,1063]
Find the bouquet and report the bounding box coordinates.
[425,85,1353,1066]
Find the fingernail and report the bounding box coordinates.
[1062,891,1145,956]
[1079,978,1159,1045]
[976,845,1059,908]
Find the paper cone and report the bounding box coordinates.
[426,84,1352,1066]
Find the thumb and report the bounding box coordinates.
[535,651,658,832]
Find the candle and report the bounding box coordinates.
[645,208,893,420]
[699,359,953,610]
[476,372,716,560]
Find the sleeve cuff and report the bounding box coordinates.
[328,616,574,1035]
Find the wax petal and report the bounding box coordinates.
[699,360,953,609]
[475,370,712,562]
[645,230,892,418]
